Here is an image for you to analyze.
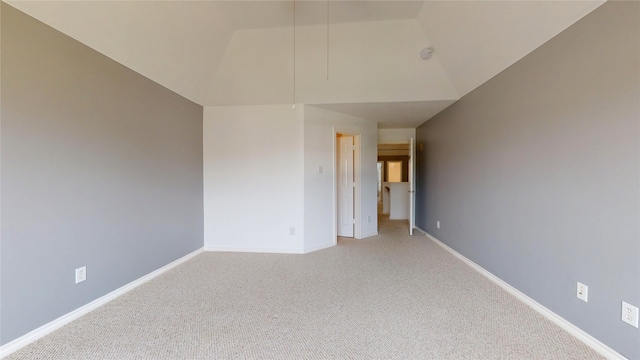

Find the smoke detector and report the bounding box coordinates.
[421,48,433,60]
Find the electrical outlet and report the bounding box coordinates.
[436,221,440,229]
[576,282,588,302]
[368,215,371,223]
[621,302,639,328]
[75,266,86,284]
[289,227,295,236]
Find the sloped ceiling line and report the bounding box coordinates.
[5,0,604,128]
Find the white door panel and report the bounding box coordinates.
[340,196,349,227]
[337,135,354,237]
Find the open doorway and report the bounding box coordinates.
[377,141,415,234]
[387,161,403,182]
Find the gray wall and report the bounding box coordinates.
[1,4,204,345]
[415,2,639,358]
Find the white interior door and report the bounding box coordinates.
[409,138,415,235]
[337,135,354,237]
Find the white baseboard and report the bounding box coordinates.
[303,242,336,254]
[204,246,304,254]
[205,242,339,255]
[359,231,379,239]
[0,247,204,359]
[423,232,626,360]
[414,226,427,235]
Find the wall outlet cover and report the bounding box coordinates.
[576,282,588,302]
[621,301,639,328]
[75,266,86,284]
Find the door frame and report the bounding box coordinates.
[333,130,362,240]
[377,137,416,235]
[409,137,415,235]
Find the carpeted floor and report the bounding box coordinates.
[5,216,603,359]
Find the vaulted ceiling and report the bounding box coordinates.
[5,0,604,128]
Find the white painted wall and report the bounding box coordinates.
[382,182,390,215]
[378,128,416,144]
[203,105,305,253]
[204,104,377,254]
[389,182,410,220]
[304,105,378,251]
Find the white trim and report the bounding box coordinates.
[204,246,304,254]
[414,226,427,235]
[359,231,379,239]
[353,134,362,239]
[0,248,204,359]
[206,243,336,254]
[332,127,338,244]
[423,232,627,360]
[409,137,416,236]
[303,242,336,254]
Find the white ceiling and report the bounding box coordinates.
[313,100,457,129]
[5,0,605,128]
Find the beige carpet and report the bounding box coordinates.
[6,216,603,359]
